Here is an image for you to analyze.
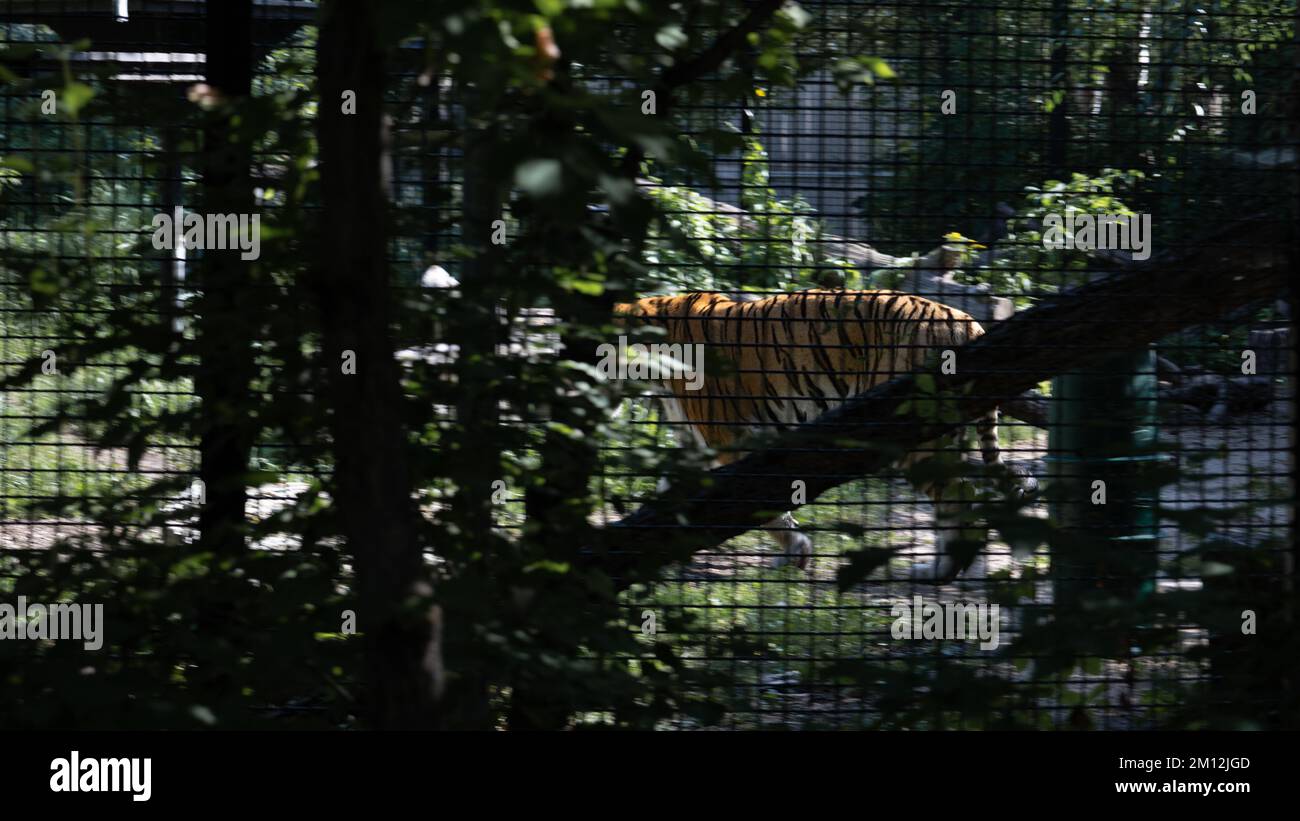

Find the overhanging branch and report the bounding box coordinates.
[622,0,787,175]
[590,216,1292,585]
[658,0,787,91]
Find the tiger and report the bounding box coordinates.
[615,288,1023,580]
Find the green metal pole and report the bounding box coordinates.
[1047,347,1162,608]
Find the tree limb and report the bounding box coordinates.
[1002,391,1049,429]
[658,0,788,91]
[622,0,787,175]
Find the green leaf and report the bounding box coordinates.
[29,266,59,296]
[534,0,564,16]
[655,24,688,51]
[0,155,34,173]
[862,57,895,79]
[780,3,811,29]
[565,278,605,296]
[62,82,94,116]
[515,158,562,197]
[523,560,571,575]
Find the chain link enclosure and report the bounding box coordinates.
[1,0,1295,730]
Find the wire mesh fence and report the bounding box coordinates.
[0,0,1295,730]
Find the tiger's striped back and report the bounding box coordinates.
[615,289,999,466]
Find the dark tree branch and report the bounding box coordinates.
[658,0,787,91]
[622,0,787,175]
[591,216,1292,586]
[1001,391,1049,429]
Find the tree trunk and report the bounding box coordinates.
[196,0,254,556]
[191,0,256,713]
[316,0,442,729]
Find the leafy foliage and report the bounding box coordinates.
[642,138,858,292]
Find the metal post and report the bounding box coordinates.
[1048,347,1161,607]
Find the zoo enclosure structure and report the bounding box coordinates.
[0,0,1296,729]
[567,0,1298,729]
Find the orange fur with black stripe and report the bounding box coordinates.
[616,289,1006,576]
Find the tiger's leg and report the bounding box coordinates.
[768,511,813,570]
[653,387,814,571]
[708,446,813,571]
[900,437,978,582]
[911,479,971,582]
[654,390,712,494]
